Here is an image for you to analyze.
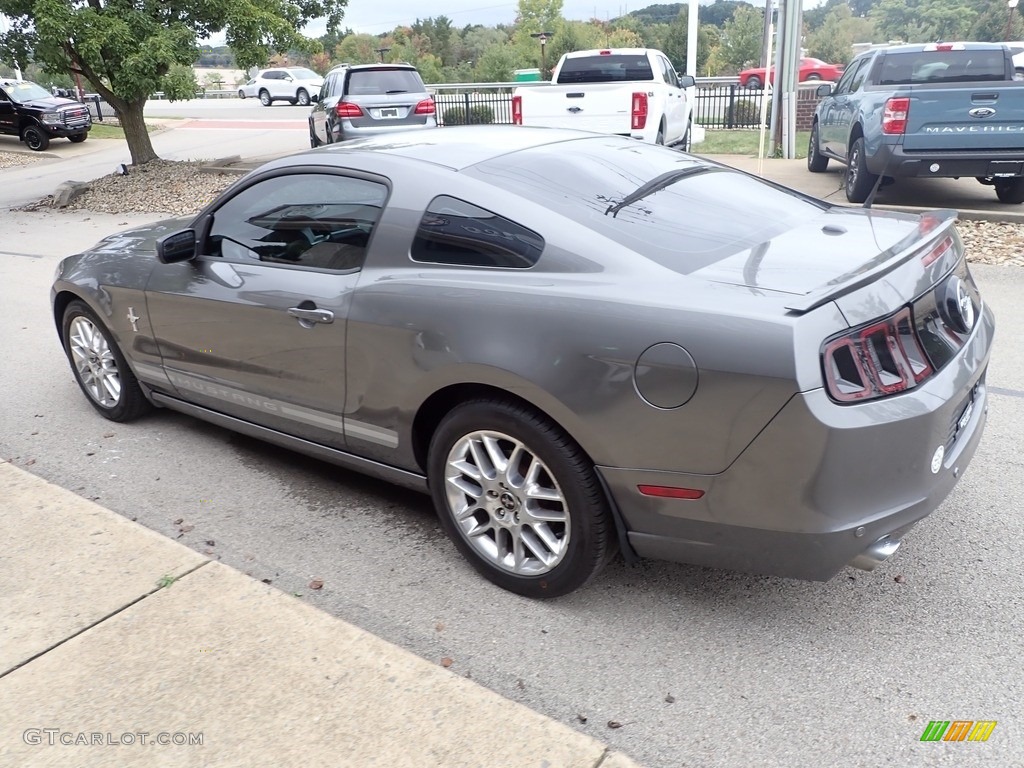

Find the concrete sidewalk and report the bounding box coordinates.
[0,462,639,768]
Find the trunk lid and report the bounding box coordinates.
[517,84,637,133]
[899,83,1024,151]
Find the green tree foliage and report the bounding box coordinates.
[871,0,979,42]
[708,4,763,73]
[515,0,564,35]
[0,0,347,165]
[806,4,875,65]
[335,33,381,65]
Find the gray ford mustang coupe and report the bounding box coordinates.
[52,126,994,597]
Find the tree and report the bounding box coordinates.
[870,0,979,43]
[334,33,382,65]
[474,43,519,82]
[806,4,874,65]
[710,4,763,73]
[0,0,347,165]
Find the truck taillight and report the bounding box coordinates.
[822,307,932,403]
[631,92,648,130]
[882,97,909,135]
[512,95,522,125]
[336,101,363,118]
[414,97,435,115]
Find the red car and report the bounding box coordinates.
[738,58,843,88]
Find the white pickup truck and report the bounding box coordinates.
[511,48,696,148]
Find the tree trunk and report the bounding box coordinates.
[114,99,159,165]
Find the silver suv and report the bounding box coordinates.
[252,67,323,107]
[308,63,437,146]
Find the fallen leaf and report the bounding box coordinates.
[173,518,184,525]
[103,433,114,438]
[908,714,917,721]
[309,579,324,590]
[261,578,272,584]
[576,714,588,724]
[516,679,525,690]
[440,657,453,668]
[607,721,624,729]
[30,431,38,436]
[179,524,194,533]
[85,452,94,456]
[24,458,36,466]
[665,694,676,704]
[205,540,215,547]
[894,574,906,584]
[435,622,445,632]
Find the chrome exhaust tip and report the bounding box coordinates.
[849,535,902,571]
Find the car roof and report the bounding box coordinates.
[286,126,624,172]
[878,42,1009,53]
[327,63,418,74]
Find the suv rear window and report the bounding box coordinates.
[346,68,425,96]
[555,55,654,84]
[878,51,1008,85]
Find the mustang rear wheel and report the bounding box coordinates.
[428,399,616,598]
[62,300,150,422]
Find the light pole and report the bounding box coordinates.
[531,32,554,79]
[1009,0,1020,41]
[374,47,391,63]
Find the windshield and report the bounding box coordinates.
[555,55,654,84]
[466,138,825,275]
[0,80,53,103]
[289,68,320,80]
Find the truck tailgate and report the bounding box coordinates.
[519,84,636,133]
[902,83,1024,151]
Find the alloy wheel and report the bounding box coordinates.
[443,430,570,576]
[68,316,121,408]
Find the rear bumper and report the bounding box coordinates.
[868,145,1024,178]
[599,303,994,581]
[333,118,437,141]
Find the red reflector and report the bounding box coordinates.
[935,44,954,51]
[414,97,435,115]
[511,95,522,125]
[599,50,612,55]
[921,235,954,267]
[882,97,909,135]
[336,101,363,118]
[637,485,705,500]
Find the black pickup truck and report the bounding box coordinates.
[0,79,92,151]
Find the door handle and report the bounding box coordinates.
[288,307,335,325]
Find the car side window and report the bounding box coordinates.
[411,196,544,269]
[832,59,863,95]
[207,173,389,271]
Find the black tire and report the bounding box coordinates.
[655,123,665,146]
[296,89,310,107]
[68,133,87,144]
[22,125,49,151]
[238,90,246,99]
[994,178,1024,204]
[259,89,272,106]
[807,121,828,172]
[61,300,151,422]
[845,137,877,204]
[805,73,822,81]
[309,122,320,148]
[678,119,692,152]
[746,75,762,90]
[428,399,616,598]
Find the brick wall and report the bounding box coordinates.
[796,83,828,132]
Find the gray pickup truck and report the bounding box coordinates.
[807,42,1024,204]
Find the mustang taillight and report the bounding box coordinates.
[414,97,436,115]
[631,92,648,130]
[511,95,522,125]
[882,97,910,135]
[336,101,363,118]
[822,307,933,403]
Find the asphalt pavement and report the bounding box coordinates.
[2,119,1024,767]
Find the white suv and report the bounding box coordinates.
[252,67,323,107]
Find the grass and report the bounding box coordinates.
[88,123,126,139]
[698,129,811,159]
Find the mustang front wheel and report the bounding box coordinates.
[62,301,150,422]
[428,399,616,598]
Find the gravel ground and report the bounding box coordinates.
[0,150,41,170]
[10,158,1024,265]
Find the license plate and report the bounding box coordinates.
[987,161,1023,177]
[379,108,399,119]
[957,401,974,432]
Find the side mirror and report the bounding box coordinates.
[678,75,696,89]
[816,83,834,97]
[156,229,197,264]
[284,76,293,82]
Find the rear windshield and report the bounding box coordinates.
[878,50,1008,85]
[346,68,425,96]
[555,55,654,84]
[465,138,824,275]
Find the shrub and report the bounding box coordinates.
[730,97,772,128]
[443,104,495,126]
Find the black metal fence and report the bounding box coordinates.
[429,80,768,129]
